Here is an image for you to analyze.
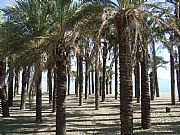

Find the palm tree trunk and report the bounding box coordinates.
[67,55,71,96]
[99,76,102,96]
[2,85,9,117]
[35,65,42,123]
[47,67,52,104]
[135,59,140,103]
[79,51,83,106]
[89,71,91,95]
[170,51,175,105]
[91,69,94,94]
[95,41,100,110]
[102,42,107,102]
[20,67,27,110]
[116,13,133,135]
[56,47,67,135]
[152,41,160,97]
[85,60,89,99]
[114,43,118,99]
[178,46,180,101]
[106,77,109,95]
[141,46,151,129]
[14,66,20,97]
[0,60,9,117]
[26,66,31,94]
[149,72,155,100]
[75,56,79,97]
[8,65,14,107]
[67,73,70,95]
[52,67,57,113]
[109,79,112,94]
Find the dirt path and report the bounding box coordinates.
[0,93,180,135]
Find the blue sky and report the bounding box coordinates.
[0,0,14,7]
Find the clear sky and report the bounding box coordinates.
[0,0,14,7]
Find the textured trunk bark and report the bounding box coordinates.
[114,43,118,99]
[56,47,67,135]
[67,55,70,96]
[14,66,20,97]
[91,69,94,94]
[85,60,89,99]
[178,46,180,101]
[52,67,57,113]
[26,66,31,94]
[170,52,175,105]
[75,56,79,97]
[141,46,151,129]
[79,52,83,106]
[95,41,100,110]
[20,67,27,110]
[106,78,109,95]
[35,66,42,123]
[67,74,70,95]
[89,71,91,95]
[109,80,112,94]
[47,67,52,104]
[102,42,107,102]
[99,76,102,96]
[149,72,155,100]
[116,13,133,135]
[8,65,14,107]
[2,85,9,117]
[0,60,9,117]
[152,42,160,97]
[135,59,140,103]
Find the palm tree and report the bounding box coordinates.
[141,43,151,129]
[0,59,9,117]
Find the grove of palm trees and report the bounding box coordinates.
[0,0,180,135]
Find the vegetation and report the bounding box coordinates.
[0,0,180,135]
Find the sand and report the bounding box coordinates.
[0,93,180,135]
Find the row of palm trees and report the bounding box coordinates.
[0,0,180,135]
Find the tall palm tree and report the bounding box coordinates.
[141,43,151,129]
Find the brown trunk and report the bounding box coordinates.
[35,65,42,123]
[0,60,9,117]
[75,56,79,97]
[102,42,107,102]
[135,58,140,103]
[14,66,20,97]
[149,72,155,100]
[89,71,91,95]
[109,80,112,94]
[91,69,94,94]
[141,45,151,129]
[47,67,52,104]
[170,52,175,105]
[56,46,67,135]
[178,46,180,101]
[114,43,118,99]
[95,40,100,110]
[85,60,89,99]
[152,41,159,97]
[106,77,109,95]
[20,67,27,110]
[8,60,14,107]
[52,67,57,113]
[79,48,83,106]
[116,12,133,135]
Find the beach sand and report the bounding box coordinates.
[0,93,180,135]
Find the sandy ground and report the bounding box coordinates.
[0,93,180,135]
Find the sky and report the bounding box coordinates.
[0,0,176,95]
